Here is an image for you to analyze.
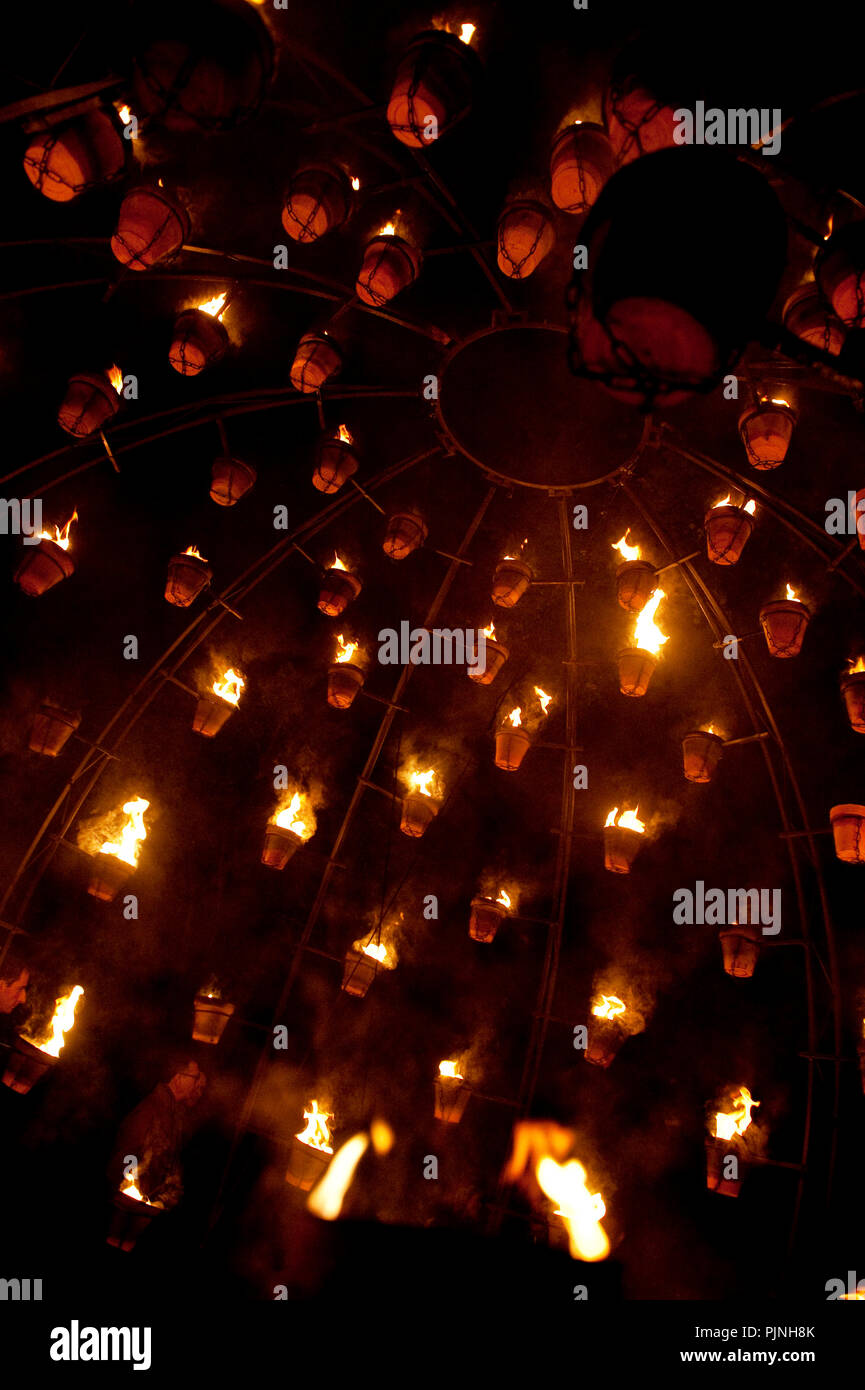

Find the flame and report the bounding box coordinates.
[592,994,625,1021]
[352,927,397,970]
[350,176,360,191]
[785,582,799,602]
[612,532,640,563]
[37,508,78,551]
[362,941,387,962]
[632,588,668,656]
[408,768,436,797]
[482,621,496,640]
[439,1060,463,1080]
[329,552,348,572]
[534,686,552,716]
[336,423,353,445]
[108,365,123,394]
[117,105,132,125]
[713,495,732,509]
[196,292,227,319]
[847,655,865,675]
[335,634,359,665]
[605,806,645,834]
[99,797,149,867]
[702,723,720,737]
[715,1086,759,1141]
[182,544,206,561]
[824,213,834,241]
[768,397,790,409]
[507,707,522,728]
[296,1099,333,1153]
[119,1177,152,1204]
[23,985,84,1057]
[496,888,512,909]
[536,1158,609,1262]
[744,499,757,515]
[714,494,756,516]
[379,222,397,238]
[213,667,244,705]
[307,1120,395,1221]
[459,22,476,43]
[273,789,315,839]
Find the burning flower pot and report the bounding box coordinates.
[282,163,352,243]
[467,627,508,685]
[387,27,478,147]
[192,668,244,737]
[14,512,77,596]
[58,369,122,437]
[82,797,149,900]
[107,1186,163,1252]
[614,561,656,614]
[830,804,865,864]
[262,789,316,868]
[840,664,865,733]
[2,985,83,1093]
[165,547,212,607]
[400,792,439,837]
[719,923,762,979]
[491,557,532,609]
[28,702,81,756]
[550,122,613,215]
[759,589,810,658]
[495,721,532,772]
[192,994,235,1044]
[169,304,229,376]
[383,509,427,560]
[286,1102,333,1189]
[318,562,361,617]
[704,500,755,566]
[290,332,342,393]
[604,807,645,874]
[327,664,364,709]
[312,428,359,494]
[739,401,797,470]
[706,1087,759,1197]
[210,456,256,506]
[469,895,509,943]
[586,1016,627,1069]
[356,232,422,307]
[261,824,304,869]
[341,949,380,998]
[497,200,556,280]
[88,852,135,902]
[816,222,865,329]
[111,186,189,269]
[682,729,725,784]
[434,1064,470,1123]
[617,647,657,697]
[23,107,126,202]
[782,284,845,358]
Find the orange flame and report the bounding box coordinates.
[592,994,625,1021]
[715,1086,759,1141]
[336,424,353,445]
[496,888,512,909]
[273,788,316,839]
[335,633,359,665]
[537,1158,609,1262]
[744,499,757,515]
[329,552,348,572]
[197,292,228,319]
[99,797,149,867]
[108,365,123,394]
[183,544,206,561]
[633,589,668,656]
[507,707,522,728]
[847,655,865,675]
[439,1060,463,1080]
[296,1099,333,1153]
[785,582,799,602]
[612,532,640,563]
[37,509,78,551]
[22,985,84,1057]
[350,176,360,191]
[482,620,496,640]
[408,768,437,797]
[213,667,244,705]
[605,806,645,834]
[352,928,397,970]
[534,686,552,716]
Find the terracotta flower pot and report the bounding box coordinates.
[704,505,754,566]
[494,727,532,771]
[111,185,189,269]
[491,558,532,609]
[840,671,865,733]
[57,370,121,437]
[317,569,361,617]
[15,540,75,597]
[550,122,613,215]
[830,804,865,864]
[261,824,304,870]
[816,222,865,329]
[88,853,134,902]
[107,1190,162,1251]
[585,1018,627,1068]
[28,703,81,756]
[165,552,212,607]
[356,235,422,307]
[467,638,508,685]
[285,1139,331,1191]
[387,29,478,147]
[782,285,845,357]
[312,438,359,494]
[604,825,643,874]
[739,403,796,470]
[759,600,810,658]
[191,997,234,1044]
[617,647,657,696]
[341,949,379,998]
[400,793,438,838]
[1,1036,58,1094]
[169,309,228,376]
[24,108,125,202]
[718,923,762,979]
[497,200,556,279]
[434,1076,470,1123]
[327,663,364,709]
[705,1136,746,1198]
[191,695,235,737]
[282,163,351,243]
[290,333,342,393]
[682,730,725,784]
[382,510,427,560]
[615,560,656,613]
[469,896,507,943]
[210,456,256,506]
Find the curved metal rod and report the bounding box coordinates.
[621,478,842,1245]
[0,445,440,946]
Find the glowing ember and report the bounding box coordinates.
[273,789,315,839]
[482,620,496,640]
[633,588,668,656]
[605,806,646,834]
[329,552,348,572]
[534,686,552,716]
[336,423,353,444]
[612,532,640,563]
[848,655,865,675]
[507,707,522,728]
[439,1060,463,1080]
[785,582,799,602]
[408,768,436,797]
[22,985,84,1057]
[335,634,359,665]
[715,1086,759,1141]
[592,994,625,1021]
[100,797,149,867]
[296,1099,333,1153]
[536,1157,609,1262]
[183,544,206,561]
[196,292,228,319]
[108,365,123,394]
[37,509,78,551]
[213,667,244,705]
[350,176,360,191]
[496,888,512,909]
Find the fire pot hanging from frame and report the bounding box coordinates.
[261,787,316,869]
[829,804,865,863]
[782,284,845,357]
[318,554,362,616]
[759,583,810,658]
[603,806,646,873]
[313,425,359,494]
[718,922,762,979]
[704,496,756,566]
[492,544,532,608]
[739,398,797,470]
[705,1086,760,1197]
[28,702,81,756]
[83,796,150,901]
[682,727,725,783]
[285,1100,334,1190]
[210,456,256,507]
[611,533,655,613]
[468,887,513,943]
[342,929,398,998]
[399,766,443,837]
[386,25,479,147]
[356,221,422,306]
[282,163,353,243]
[192,667,244,737]
[111,185,189,269]
[383,509,427,560]
[327,633,365,709]
[434,1061,470,1123]
[840,657,865,733]
[169,294,229,376]
[107,1180,164,1252]
[496,200,556,280]
[23,107,126,202]
[467,621,508,685]
[618,588,668,695]
[191,983,234,1044]
[14,510,78,596]
[58,368,123,437]
[550,121,614,215]
[2,985,84,1094]
[165,545,212,607]
[290,332,342,393]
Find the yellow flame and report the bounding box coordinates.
[352,928,397,970]
[744,499,757,515]
[848,655,865,675]
[768,397,790,409]
[459,22,476,43]
[335,634,359,665]
[119,1177,152,1204]
[534,686,552,716]
[117,105,132,125]
[329,552,348,572]
[612,532,640,563]
[785,582,799,602]
[197,292,227,319]
[182,544,206,561]
[633,588,668,656]
[605,806,645,834]
[482,620,496,640]
[213,667,244,705]
[536,1158,609,1262]
[496,888,512,909]
[273,789,315,839]
[37,509,78,551]
[824,213,834,241]
[336,423,353,445]
[439,1060,463,1080]
[592,994,625,1021]
[307,1133,367,1219]
[713,495,732,509]
[23,985,84,1057]
[362,941,388,962]
[100,797,149,867]
[108,365,123,394]
[379,222,396,238]
[350,176,360,191]
[296,1099,333,1153]
[409,768,436,797]
[507,707,522,728]
[715,1086,759,1141]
